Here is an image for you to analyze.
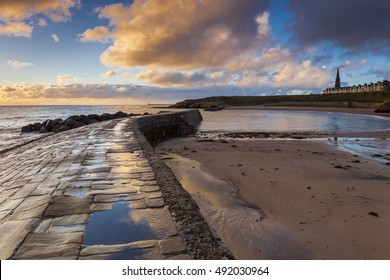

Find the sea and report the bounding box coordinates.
[0,106,389,162]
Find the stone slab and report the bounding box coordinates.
[0,218,39,259]
[80,240,158,256]
[159,237,187,256]
[14,243,80,260]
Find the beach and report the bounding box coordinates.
[156,108,390,260]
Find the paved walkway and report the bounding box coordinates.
[0,118,190,260]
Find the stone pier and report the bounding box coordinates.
[0,111,226,260]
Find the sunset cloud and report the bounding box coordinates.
[102,70,116,77]
[0,21,32,37]
[0,0,80,22]
[0,0,80,37]
[81,0,329,91]
[95,0,271,69]
[7,60,34,68]
[79,26,111,43]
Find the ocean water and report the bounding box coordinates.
[1,106,389,157]
[0,105,168,151]
[199,109,390,133]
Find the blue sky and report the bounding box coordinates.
[0,0,389,105]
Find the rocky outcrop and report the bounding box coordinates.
[170,100,225,111]
[21,111,147,134]
[137,110,203,145]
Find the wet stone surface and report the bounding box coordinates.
[0,118,190,260]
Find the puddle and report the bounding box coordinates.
[83,202,156,245]
[163,154,310,259]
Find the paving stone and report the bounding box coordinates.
[147,191,163,199]
[80,240,158,256]
[34,219,53,233]
[45,196,93,217]
[0,218,40,259]
[48,224,85,234]
[140,185,160,192]
[14,243,80,260]
[11,183,39,199]
[146,198,165,208]
[90,203,113,212]
[64,187,91,196]
[52,214,89,226]
[0,198,23,211]
[90,186,138,195]
[128,199,147,209]
[159,237,187,256]
[25,231,83,245]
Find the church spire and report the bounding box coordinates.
[335,68,341,89]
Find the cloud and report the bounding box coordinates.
[84,0,330,91]
[134,46,330,90]
[102,70,116,77]
[288,0,390,53]
[8,60,34,68]
[56,74,74,83]
[135,70,208,86]
[0,21,32,37]
[0,0,80,37]
[0,82,267,104]
[37,18,47,26]
[79,26,111,43]
[93,0,271,69]
[51,33,59,42]
[0,0,81,22]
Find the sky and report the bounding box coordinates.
[0,0,390,105]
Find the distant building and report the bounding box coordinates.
[323,69,390,94]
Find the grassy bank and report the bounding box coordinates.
[171,91,390,108]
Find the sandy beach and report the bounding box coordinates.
[156,130,390,259]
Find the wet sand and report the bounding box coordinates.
[156,135,390,259]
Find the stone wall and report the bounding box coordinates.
[136,110,203,145]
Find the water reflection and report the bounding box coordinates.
[200,110,390,133]
[83,202,156,245]
[329,138,390,164]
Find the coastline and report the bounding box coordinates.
[156,133,390,259]
[225,105,390,117]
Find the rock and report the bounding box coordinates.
[21,124,33,133]
[99,113,113,121]
[45,120,55,131]
[73,122,85,128]
[39,126,49,133]
[58,125,71,132]
[113,111,128,118]
[88,119,99,125]
[32,122,42,131]
[65,118,76,127]
[53,118,64,125]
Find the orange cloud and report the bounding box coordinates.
[0,0,80,37]
[0,0,80,22]
[79,26,111,43]
[95,0,271,69]
[0,21,32,37]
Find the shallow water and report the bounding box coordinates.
[83,202,156,245]
[200,110,390,133]
[328,138,390,164]
[163,154,311,260]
